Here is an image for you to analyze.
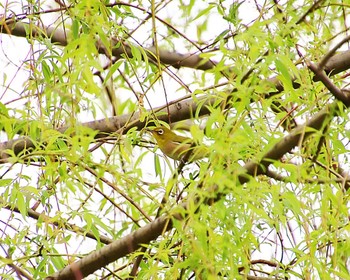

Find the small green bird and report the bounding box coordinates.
[148,126,208,162]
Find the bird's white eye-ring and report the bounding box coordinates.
[157,129,164,135]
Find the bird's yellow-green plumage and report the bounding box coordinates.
[148,126,208,162]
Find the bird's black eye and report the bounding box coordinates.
[157,129,164,135]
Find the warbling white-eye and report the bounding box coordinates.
[148,126,208,162]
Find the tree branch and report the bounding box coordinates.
[45,212,179,280]
[1,20,216,70]
[0,97,213,163]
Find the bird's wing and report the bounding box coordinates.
[171,134,193,145]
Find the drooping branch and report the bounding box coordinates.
[1,199,113,245]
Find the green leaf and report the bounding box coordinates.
[193,4,215,21]
[154,154,161,178]
[275,58,293,91]
[41,60,51,82]
[97,29,111,57]
[17,188,27,218]
[223,2,242,24]
[130,45,142,62]
[105,60,123,82]
[72,19,80,39]
[0,179,13,187]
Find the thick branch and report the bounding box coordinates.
[240,102,338,183]
[1,21,216,70]
[0,98,213,163]
[307,61,350,106]
[2,21,350,75]
[45,212,179,280]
